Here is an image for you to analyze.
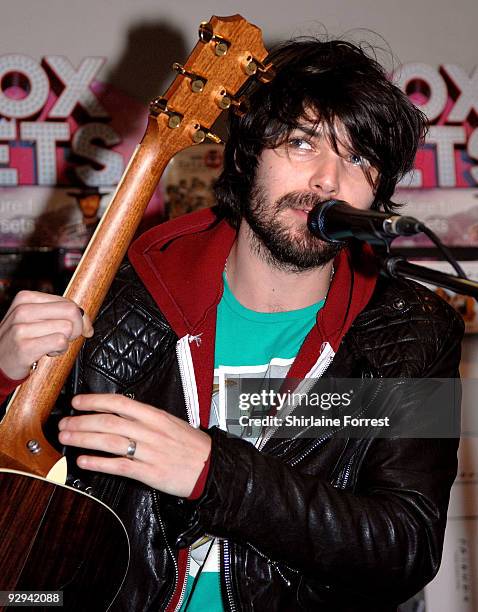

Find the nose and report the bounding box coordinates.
[308,151,340,197]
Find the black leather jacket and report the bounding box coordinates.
[72,260,463,612]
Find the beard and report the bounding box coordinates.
[243,187,344,272]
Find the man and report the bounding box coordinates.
[0,38,464,611]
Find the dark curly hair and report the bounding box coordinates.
[214,37,428,228]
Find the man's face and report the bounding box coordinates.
[243,122,378,271]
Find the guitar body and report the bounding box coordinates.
[0,470,129,611]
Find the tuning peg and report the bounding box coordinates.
[198,21,230,56]
[257,62,276,83]
[149,97,183,128]
[216,90,249,116]
[191,124,224,145]
[242,56,275,83]
[172,63,207,93]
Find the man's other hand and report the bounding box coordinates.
[0,290,94,380]
[59,394,212,498]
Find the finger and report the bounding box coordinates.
[58,429,142,459]
[5,301,86,339]
[9,319,77,343]
[7,290,66,311]
[29,334,71,360]
[75,454,144,481]
[59,412,154,444]
[1,333,75,379]
[80,311,94,338]
[3,291,68,322]
[71,394,160,423]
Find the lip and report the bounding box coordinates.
[293,207,313,214]
[291,208,311,219]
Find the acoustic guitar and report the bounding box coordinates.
[0,14,270,611]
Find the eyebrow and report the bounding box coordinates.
[292,125,324,138]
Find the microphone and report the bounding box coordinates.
[307,199,424,245]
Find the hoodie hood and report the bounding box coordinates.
[129,208,235,339]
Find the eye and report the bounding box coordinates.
[282,134,318,161]
[348,153,365,166]
[287,137,314,151]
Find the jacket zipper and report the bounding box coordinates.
[179,331,239,612]
[222,540,237,612]
[152,489,181,611]
[168,334,212,612]
[174,550,191,612]
[166,334,202,611]
[289,433,334,467]
[258,342,335,451]
[335,378,385,489]
[247,542,299,583]
[175,335,200,428]
[339,456,355,490]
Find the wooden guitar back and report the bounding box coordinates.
[0,470,129,611]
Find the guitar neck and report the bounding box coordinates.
[0,117,176,473]
[0,13,270,476]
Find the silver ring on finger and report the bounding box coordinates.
[125,439,137,460]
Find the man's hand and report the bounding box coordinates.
[58,394,212,498]
[0,291,94,380]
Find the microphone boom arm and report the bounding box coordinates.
[381,255,478,299]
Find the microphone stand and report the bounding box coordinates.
[380,254,478,299]
[369,228,478,298]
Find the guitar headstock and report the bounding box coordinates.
[149,14,272,150]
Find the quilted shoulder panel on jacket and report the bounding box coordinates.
[79,260,177,390]
[347,276,464,377]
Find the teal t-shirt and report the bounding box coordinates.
[215,274,324,367]
[180,274,324,611]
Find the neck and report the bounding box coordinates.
[226,221,333,313]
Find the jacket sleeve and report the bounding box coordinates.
[187,307,464,604]
[0,368,27,408]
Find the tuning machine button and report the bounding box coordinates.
[198,21,230,56]
[216,89,249,116]
[191,124,224,145]
[149,97,183,128]
[242,56,275,83]
[172,62,207,93]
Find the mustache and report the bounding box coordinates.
[275,191,329,212]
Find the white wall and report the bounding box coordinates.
[2,0,477,102]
